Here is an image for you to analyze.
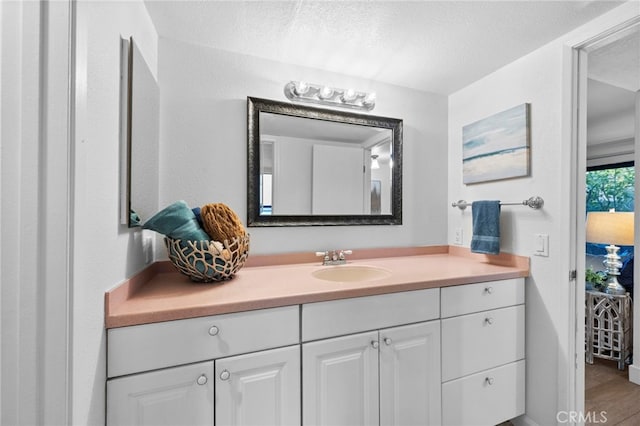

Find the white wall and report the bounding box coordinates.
[449,43,565,426]
[448,3,640,425]
[73,1,157,423]
[159,38,449,255]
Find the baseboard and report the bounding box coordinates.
[629,364,640,385]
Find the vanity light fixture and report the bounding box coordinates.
[284,81,376,111]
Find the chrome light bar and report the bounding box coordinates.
[284,81,376,111]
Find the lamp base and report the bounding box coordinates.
[603,244,626,295]
[605,277,627,295]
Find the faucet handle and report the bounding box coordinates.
[316,251,330,265]
[338,250,353,260]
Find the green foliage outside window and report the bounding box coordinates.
[586,166,634,212]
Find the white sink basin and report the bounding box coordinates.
[312,265,392,282]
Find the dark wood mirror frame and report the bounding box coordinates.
[247,97,403,227]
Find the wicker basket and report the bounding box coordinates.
[164,233,250,282]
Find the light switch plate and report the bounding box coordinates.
[534,233,549,257]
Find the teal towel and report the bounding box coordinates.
[143,200,210,242]
[470,200,501,255]
[129,209,141,227]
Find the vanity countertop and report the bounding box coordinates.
[105,245,529,328]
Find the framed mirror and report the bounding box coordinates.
[247,97,403,226]
[119,37,159,227]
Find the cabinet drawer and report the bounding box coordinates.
[441,278,524,318]
[442,360,525,426]
[441,305,524,381]
[108,305,299,378]
[302,288,439,342]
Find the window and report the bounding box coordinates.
[586,162,634,213]
[585,161,634,260]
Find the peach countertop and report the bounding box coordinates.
[105,245,529,329]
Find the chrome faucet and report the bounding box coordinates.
[315,250,353,265]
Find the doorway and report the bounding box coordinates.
[575,18,640,423]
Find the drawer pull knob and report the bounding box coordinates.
[220,370,230,381]
[196,374,208,386]
[371,340,379,349]
[484,317,494,325]
[484,286,494,294]
[208,326,220,336]
[485,377,495,385]
[384,338,393,346]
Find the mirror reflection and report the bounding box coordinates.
[247,97,402,226]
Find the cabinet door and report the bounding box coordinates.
[379,321,441,426]
[107,361,214,426]
[303,331,379,426]
[216,345,300,426]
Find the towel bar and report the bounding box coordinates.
[451,196,544,211]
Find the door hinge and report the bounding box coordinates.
[569,270,577,281]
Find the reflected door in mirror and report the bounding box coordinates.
[312,144,365,214]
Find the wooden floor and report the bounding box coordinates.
[585,358,640,425]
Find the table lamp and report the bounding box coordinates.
[585,211,634,295]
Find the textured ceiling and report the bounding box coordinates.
[586,22,639,147]
[588,23,640,91]
[144,0,625,95]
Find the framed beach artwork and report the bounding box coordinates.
[462,103,531,184]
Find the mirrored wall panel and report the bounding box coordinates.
[120,37,159,227]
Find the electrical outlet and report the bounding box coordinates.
[454,227,463,245]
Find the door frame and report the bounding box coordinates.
[0,0,75,423]
[568,12,640,422]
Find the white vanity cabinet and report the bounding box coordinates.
[301,288,441,426]
[215,345,300,426]
[107,361,214,426]
[440,278,526,426]
[302,331,380,426]
[107,306,299,426]
[379,321,441,426]
[106,275,527,426]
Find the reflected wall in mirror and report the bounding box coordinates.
[119,37,159,227]
[247,97,402,226]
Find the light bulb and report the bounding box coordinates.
[363,92,376,106]
[294,81,309,95]
[319,86,334,99]
[342,88,356,102]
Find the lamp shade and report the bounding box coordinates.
[585,211,634,246]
